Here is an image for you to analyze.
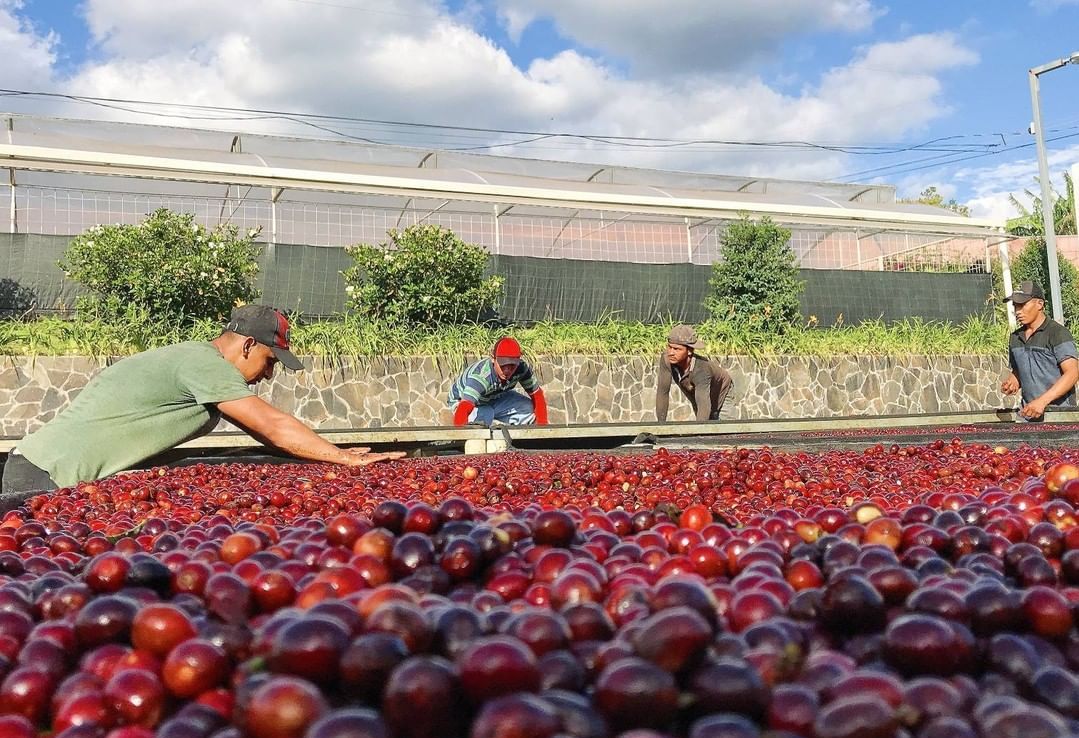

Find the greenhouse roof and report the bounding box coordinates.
[1,114,1003,236]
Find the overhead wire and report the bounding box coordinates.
[837,130,1079,181]
[0,87,1013,156]
[4,87,1078,181]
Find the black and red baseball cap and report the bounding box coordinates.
[227,305,304,371]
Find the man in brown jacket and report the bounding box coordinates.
[655,325,734,422]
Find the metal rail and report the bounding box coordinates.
[0,426,490,454]
[499,409,1030,443]
[6,405,1079,457]
[6,408,1079,457]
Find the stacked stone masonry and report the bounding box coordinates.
[0,355,1013,438]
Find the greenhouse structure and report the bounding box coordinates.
[1,115,1009,325]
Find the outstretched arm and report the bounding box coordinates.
[217,396,404,466]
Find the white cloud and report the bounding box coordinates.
[1030,0,1079,10]
[950,142,1079,222]
[489,34,975,179]
[0,1,978,187]
[65,0,568,130]
[0,0,59,91]
[493,0,881,76]
[964,191,1021,224]
[791,34,978,140]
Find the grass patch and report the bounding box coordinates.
[0,314,1010,359]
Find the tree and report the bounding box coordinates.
[705,215,804,334]
[1006,171,1076,236]
[899,186,971,217]
[1006,237,1079,328]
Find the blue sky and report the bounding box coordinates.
[2,0,1079,221]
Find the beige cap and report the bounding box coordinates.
[667,324,699,348]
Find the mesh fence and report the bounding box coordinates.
[6,182,994,273]
[13,183,271,237]
[0,177,11,235]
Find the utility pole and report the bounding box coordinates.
[1029,52,1079,323]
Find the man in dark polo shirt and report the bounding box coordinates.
[656,325,734,422]
[1002,280,1079,420]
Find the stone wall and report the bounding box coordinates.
[0,354,1013,438]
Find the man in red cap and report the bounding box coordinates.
[1,305,403,508]
[448,336,548,426]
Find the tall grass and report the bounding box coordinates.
[699,317,1008,359]
[0,313,1009,359]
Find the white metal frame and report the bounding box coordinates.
[0,141,1002,237]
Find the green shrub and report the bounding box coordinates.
[996,237,1079,328]
[341,224,503,326]
[60,209,262,326]
[705,215,804,334]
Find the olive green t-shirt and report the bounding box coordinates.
[18,342,254,487]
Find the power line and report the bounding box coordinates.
[836,130,1079,181]
[7,87,1079,181]
[0,87,1012,156]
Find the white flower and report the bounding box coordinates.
[200,272,209,278]
[345,286,355,294]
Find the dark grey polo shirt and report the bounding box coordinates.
[1009,317,1078,407]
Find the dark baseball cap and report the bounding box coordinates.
[1004,280,1046,305]
[226,305,304,371]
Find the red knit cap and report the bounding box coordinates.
[492,336,522,360]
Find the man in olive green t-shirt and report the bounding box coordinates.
[1,305,403,509]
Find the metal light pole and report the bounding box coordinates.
[1029,51,1079,324]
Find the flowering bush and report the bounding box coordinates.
[341,224,503,326]
[60,209,262,326]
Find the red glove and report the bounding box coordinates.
[453,400,476,426]
[530,388,549,425]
